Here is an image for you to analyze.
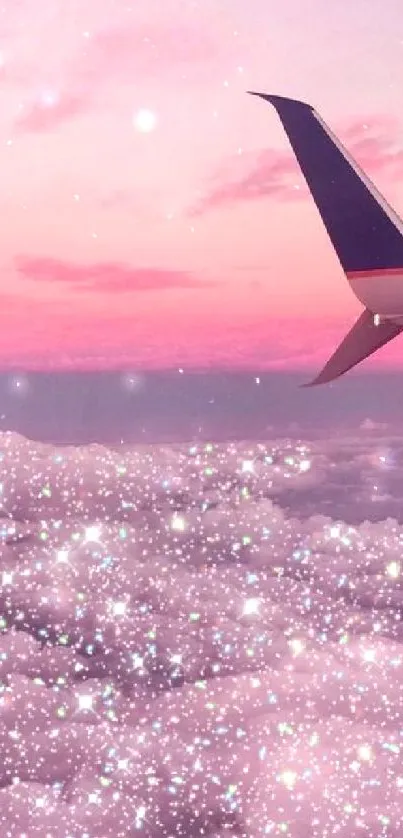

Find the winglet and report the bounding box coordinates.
[248,90,403,275]
[247,92,314,111]
[249,90,403,385]
[299,309,403,387]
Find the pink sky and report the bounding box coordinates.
[1,0,403,369]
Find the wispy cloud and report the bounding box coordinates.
[77,23,216,87]
[191,149,304,215]
[10,19,219,134]
[344,116,403,175]
[15,256,214,293]
[193,114,403,215]
[15,93,91,133]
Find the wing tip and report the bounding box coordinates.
[247,91,313,110]
[300,310,403,388]
[300,379,325,388]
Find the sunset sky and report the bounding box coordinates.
[1,0,403,370]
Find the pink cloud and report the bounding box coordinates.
[15,94,90,133]
[0,297,400,370]
[342,113,400,141]
[348,135,403,175]
[11,21,219,134]
[194,114,403,215]
[94,23,214,68]
[15,256,213,293]
[0,309,343,369]
[73,22,217,91]
[191,149,304,215]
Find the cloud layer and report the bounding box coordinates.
[0,429,402,835]
[15,94,90,133]
[16,256,210,294]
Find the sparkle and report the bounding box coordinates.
[55,549,69,563]
[39,89,59,108]
[386,560,400,578]
[357,744,373,761]
[289,637,305,656]
[0,430,401,835]
[279,770,297,789]
[84,525,102,543]
[133,108,158,132]
[109,599,127,617]
[242,597,260,616]
[8,375,29,395]
[170,513,186,531]
[362,648,377,663]
[121,372,144,392]
[77,694,93,711]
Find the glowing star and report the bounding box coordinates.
[8,375,29,395]
[289,638,305,656]
[241,459,254,473]
[35,796,46,808]
[56,549,69,564]
[121,372,144,392]
[279,770,297,789]
[170,653,182,665]
[171,514,186,532]
[242,598,260,616]
[357,744,373,761]
[84,525,101,543]
[117,758,129,771]
[110,600,127,617]
[386,560,400,578]
[78,694,93,711]
[362,648,376,663]
[135,805,147,828]
[132,653,144,670]
[133,108,157,133]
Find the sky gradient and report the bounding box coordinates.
[1,0,403,370]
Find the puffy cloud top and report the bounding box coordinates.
[0,431,402,836]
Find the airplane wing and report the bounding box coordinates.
[302,308,403,386]
[249,92,403,384]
